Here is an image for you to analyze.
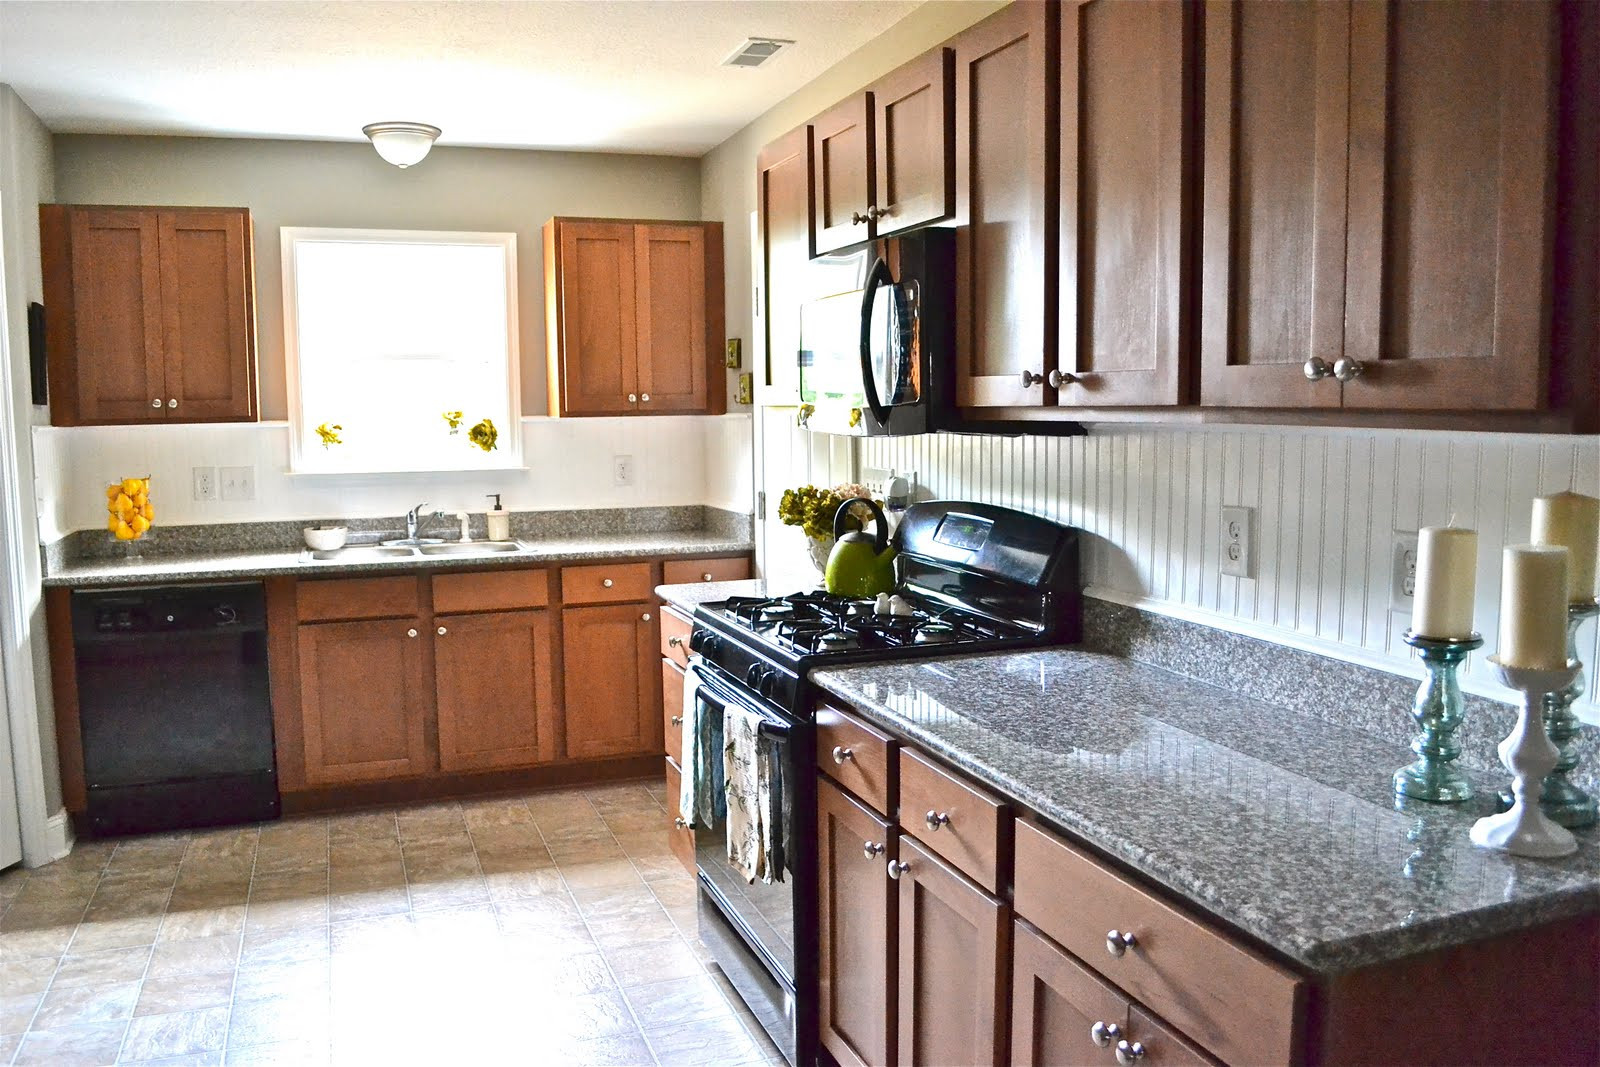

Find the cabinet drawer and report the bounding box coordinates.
[662,556,751,585]
[561,562,653,604]
[900,748,1006,893]
[432,568,549,614]
[1014,820,1301,1067]
[662,658,685,765]
[660,607,693,668]
[296,576,418,622]
[816,703,896,815]
[663,758,695,874]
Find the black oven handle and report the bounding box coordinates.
[693,664,797,744]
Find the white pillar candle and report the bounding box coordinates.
[1497,545,1570,669]
[1531,491,1600,603]
[1412,526,1478,639]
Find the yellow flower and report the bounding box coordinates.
[315,422,343,448]
[467,418,498,453]
[442,411,464,433]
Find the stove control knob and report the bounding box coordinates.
[757,671,776,698]
[746,664,763,687]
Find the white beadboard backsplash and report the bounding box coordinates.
[858,426,1600,720]
[34,414,754,540]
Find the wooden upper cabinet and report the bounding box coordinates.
[871,48,955,238]
[296,618,430,786]
[951,1,1055,410]
[561,602,659,760]
[1199,0,1351,409]
[1057,0,1191,408]
[1340,0,1557,412]
[818,776,897,1067]
[757,126,814,400]
[434,609,557,773]
[42,205,258,426]
[543,217,725,417]
[812,95,874,256]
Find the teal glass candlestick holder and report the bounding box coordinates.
[1395,629,1483,803]
[1497,599,1598,828]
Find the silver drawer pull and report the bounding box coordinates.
[924,810,950,832]
[150,398,162,408]
[602,578,614,588]
[1303,356,1332,381]
[1115,1040,1146,1065]
[673,817,688,829]
[641,613,651,622]
[667,635,685,648]
[1090,1022,1122,1048]
[167,398,178,409]
[831,746,854,765]
[436,626,447,636]
[406,628,418,638]
[886,859,909,880]
[670,715,683,726]
[1332,357,1364,382]
[862,841,885,861]
[1106,929,1138,957]
[701,572,713,581]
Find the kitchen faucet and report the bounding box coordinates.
[405,502,439,542]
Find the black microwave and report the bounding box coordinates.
[797,227,954,437]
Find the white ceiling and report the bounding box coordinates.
[0,0,923,156]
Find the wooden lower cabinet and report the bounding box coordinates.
[562,601,659,759]
[896,835,1009,1067]
[434,609,557,772]
[296,618,429,786]
[663,758,695,873]
[818,776,897,1067]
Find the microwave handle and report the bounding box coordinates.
[858,255,894,427]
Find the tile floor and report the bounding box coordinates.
[0,779,786,1066]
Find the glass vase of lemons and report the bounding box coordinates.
[106,476,154,553]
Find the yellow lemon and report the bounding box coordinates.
[140,502,154,522]
[107,515,120,532]
[121,477,143,496]
[133,492,148,510]
[106,484,122,501]
[130,515,151,534]
[113,521,136,540]
[114,496,136,520]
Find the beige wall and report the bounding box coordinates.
[698,0,1006,361]
[1,84,63,817]
[53,135,704,421]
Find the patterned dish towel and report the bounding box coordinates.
[723,705,777,884]
[677,664,723,829]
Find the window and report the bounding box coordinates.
[281,228,521,474]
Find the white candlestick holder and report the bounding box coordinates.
[1471,658,1581,858]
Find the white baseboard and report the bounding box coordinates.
[35,808,74,866]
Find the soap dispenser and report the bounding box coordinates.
[485,494,510,542]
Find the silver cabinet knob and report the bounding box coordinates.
[1303,356,1333,381]
[701,572,713,582]
[673,817,688,829]
[924,810,950,832]
[602,578,614,588]
[406,628,418,638]
[670,715,683,726]
[1115,1040,1147,1065]
[1105,929,1138,957]
[850,210,869,225]
[831,745,854,765]
[168,398,178,408]
[865,205,888,221]
[628,393,638,403]
[1047,369,1077,388]
[667,635,685,648]
[640,393,650,402]
[641,612,651,622]
[1332,356,1365,382]
[1090,1022,1123,1048]
[862,841,885,860]
[436,626,447,636]
[150,398,162,408]
[1020,369,1045,388]
[886,859,909,880]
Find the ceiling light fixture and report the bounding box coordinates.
[362,121,441,168]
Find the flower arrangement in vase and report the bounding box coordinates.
[778,482,880,574]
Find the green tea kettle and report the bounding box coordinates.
[824,498,897,597]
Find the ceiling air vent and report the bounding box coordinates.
[722,37,794,68]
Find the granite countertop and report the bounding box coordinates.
[45,532,755,588]
[811,649,1600,976]
[656,578,776,615]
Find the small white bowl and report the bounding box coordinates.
[304,526,348,551]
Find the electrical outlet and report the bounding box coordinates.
[613,454,634,487]
[1392,531,1420,612]
[219,465,255,502]
[191,466,217,502]
[1220,505,1255,578]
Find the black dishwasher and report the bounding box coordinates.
[72,582,279,834]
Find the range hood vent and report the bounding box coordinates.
[722,37,793,68]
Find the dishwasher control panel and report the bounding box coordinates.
[73,582,266,639]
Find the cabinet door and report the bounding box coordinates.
[159,209,256,421]
[952,1,1054,409]
[897,835,1008,1067]
[634,224,709,413]
[1057,0,1190,407]
[812,95,873,255]
[1341,0,1556,411]
[871,48,955,236]
[757,126,814,400]
[818,777,897,1067]
[434,609,557,772]
[67,209,167,423]
[296,619,429,785]
[1198,0,1350,408]
[1011,920,1129,1067]
[562,603,657,760]
[1124,1006,1218,1067]
[552,220,638,415]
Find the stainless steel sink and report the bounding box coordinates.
[305,545,421,561]
[380,537,447,547]
[417,541,523,556]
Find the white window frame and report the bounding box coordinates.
[281,226,523,475]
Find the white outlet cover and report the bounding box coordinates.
[1391,531,1420,612]
[1220,505,1254,579]
[612,454,634,487]
[191,465,217,502]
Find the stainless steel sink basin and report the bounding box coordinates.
[305,545,420,561]
[380,537,447,547]
[417,541,523,556]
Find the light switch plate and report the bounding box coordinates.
[1220,505,1255,579]
[219,465,255,502]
